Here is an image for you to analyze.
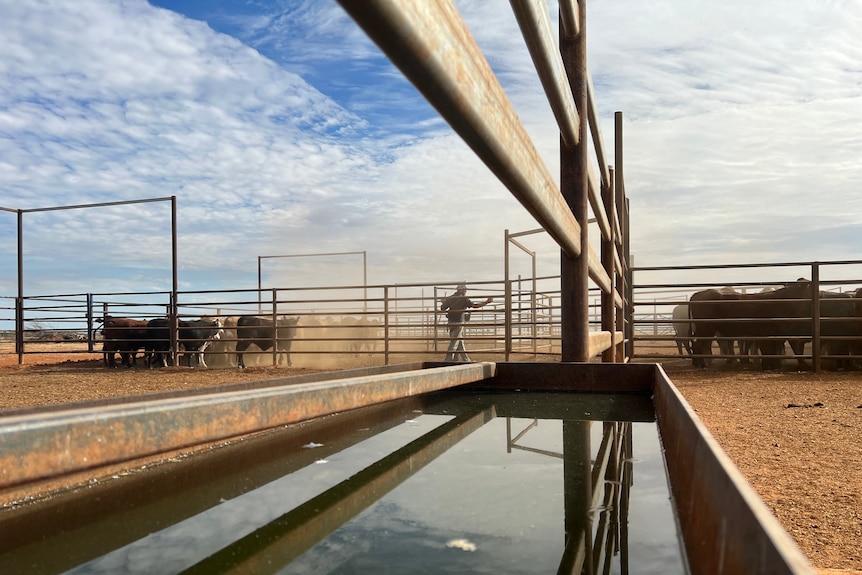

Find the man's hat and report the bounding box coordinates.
[456,283,467,291]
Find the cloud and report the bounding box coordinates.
[2,0,861,299]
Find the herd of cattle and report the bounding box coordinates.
[671,279,862,370]
[100,314,382,369]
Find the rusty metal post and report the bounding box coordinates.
[504,230,511,360]
[504,280,513,361]
[170,196,179,366]
[812,263,821,373]
[271,288,278,366]
[602,167,616,362]
[560,1,589,362]
[615,109,632,361]
[16,209,23,364]
[384,286,391,365]
[86,293,94,353]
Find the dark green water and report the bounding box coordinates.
[1,391,687,574]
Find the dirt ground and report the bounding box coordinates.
[0,347,859,573]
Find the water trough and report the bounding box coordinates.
[0,363,814,574]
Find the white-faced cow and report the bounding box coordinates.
[145,317,224,368]
[236,315,300,369]
[179,318,224,368]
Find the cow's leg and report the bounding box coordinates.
[759,340,784,370]
[104,343,117,368]
[717,335,735,364]
[281,343,293,367]
[787,339,810,369]
[196,341,211,368]
[690,329,716,368]
[236,340,249,369]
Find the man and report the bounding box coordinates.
[440,283,493,361]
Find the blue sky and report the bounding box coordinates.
[2,0,861,297]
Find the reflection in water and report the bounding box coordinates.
[0,392,686,574]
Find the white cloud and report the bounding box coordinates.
[1,0,861,298]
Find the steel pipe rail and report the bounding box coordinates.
[510,0,580,148]
[559,0,581,38]
[0,363,496,491]
[336,0,582,258]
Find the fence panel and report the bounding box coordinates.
[631,260,862,372]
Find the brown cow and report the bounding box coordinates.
[101,316,150,368]
[689,280,812,370]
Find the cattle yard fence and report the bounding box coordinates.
[631,259,862,372]
[0,277,571,368]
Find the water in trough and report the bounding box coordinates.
[1,391,687,574]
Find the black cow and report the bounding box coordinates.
[690,280,812,370]
[790,291,862,370]
[144,318,173,368]
[236,315,300,369]
[179,318,224,368]
[145,318,224,368]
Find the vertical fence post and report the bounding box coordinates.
[383,286,390,365]
[602,166,616,362]
[16,209,23,365]
[615,111,631,362]
[271,288,278,366]
[169,294,179,367]
[623,199,633,360]
[170,195,179,367]
[432,286,439,354]
[86,293,94,353]
[505,280,513,360]
[811,263,821,373]
[560,0,590,363]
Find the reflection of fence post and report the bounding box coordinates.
[560,420,593,572]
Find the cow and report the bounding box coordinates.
[144,317,225,368]
[144,317,173,368]
[178,318,224,368]
[684,287,742,366]
[235,315,300,369]
[791,291,862,371]
[671,304,692,356]
[101,316,150,368]
[338,316,382,356]
[689,280,812,370]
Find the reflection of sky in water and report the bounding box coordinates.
[64,413,455,574]
[64,408,686,574]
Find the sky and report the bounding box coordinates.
[1,0,861,298]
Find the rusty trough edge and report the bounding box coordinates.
[0,362,496,491]
[651,364,815,575]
